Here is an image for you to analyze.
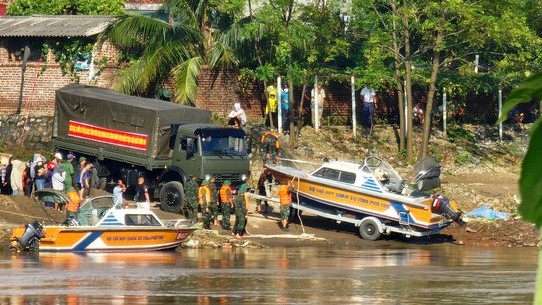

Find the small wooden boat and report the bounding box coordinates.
[10,191,195,252]
[266,156,463,240]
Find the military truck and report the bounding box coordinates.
[53,84,249,213]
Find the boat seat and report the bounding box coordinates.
[386,179,405,194]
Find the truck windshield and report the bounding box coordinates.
[199,129,247,157]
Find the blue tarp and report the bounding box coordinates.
[465,205,509,220]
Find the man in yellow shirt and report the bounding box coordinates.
[265,83,278,129]
[277,180,292,231]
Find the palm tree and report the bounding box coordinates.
[98,0,242,104]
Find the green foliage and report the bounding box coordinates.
[210,112,227,125]
[100,0,248,104]
[518,118,542,227]
[454,150,472,165]
[49,39,95,80]
[7,0,125,15]
[499,71,542,229]
[172,57,203,105]
[254,64,276,82]
[446,127,476,144]
[498,72,542,124]
[325,113,348,126]
[428,144,443,163]
[238,68,256,94]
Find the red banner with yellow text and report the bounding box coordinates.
[68,120,148,151]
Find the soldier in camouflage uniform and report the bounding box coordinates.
[198,180,213,229]
[184,175,199,222]
[260,131,280,164]
[232,183,248,238]
[219,180,234,230]
[209,177,220,226]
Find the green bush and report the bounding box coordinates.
[455,150,472,165]
[447,127,475,144]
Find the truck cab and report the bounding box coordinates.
[158,124,249,212]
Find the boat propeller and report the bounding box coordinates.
[10,220,44,252]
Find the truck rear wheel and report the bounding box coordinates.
[160,181,185,214]
[359,219,381,241]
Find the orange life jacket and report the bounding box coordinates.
[220,185,232,203]
[198,185,211,205]
[65,190,81,212]
[277,184,291,206]
[260,132,280,149]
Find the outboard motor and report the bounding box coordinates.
[10,221,44,252]
[414,157,441,192]
[431,195,463,223]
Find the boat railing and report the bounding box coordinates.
[161,219,192,228]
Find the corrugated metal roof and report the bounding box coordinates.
[0,15,117,37]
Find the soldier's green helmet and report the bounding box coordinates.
[238,183,248,194]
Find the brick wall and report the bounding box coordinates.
[195,68,266,119]
[0,39,118,116]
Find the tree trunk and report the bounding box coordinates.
[422,44,441,158]
[421,12,445,158]
[295,83,308,147]
[390,0,405,152]
[288,80,295,148]
[402,8,414,164]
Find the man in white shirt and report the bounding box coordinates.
[360,86,377,129]
[228,102,247,128]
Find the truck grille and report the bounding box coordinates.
[213,174,241,183]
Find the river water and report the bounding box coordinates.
[0,245,536,305]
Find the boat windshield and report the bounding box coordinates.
[362,157,401,180]
[200,132,247,157]
[125,214,162,226]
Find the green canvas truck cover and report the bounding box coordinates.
[54,84,212,163]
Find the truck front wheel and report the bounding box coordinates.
[160,181,185,214]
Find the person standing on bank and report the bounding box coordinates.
[62,154,76,193]
[22,161,33,197]
[77,161,92,201]
[277,180,292,231]
[360,86,377,130]
[219,180,234,230]
[52,163,66,211]
[198,180,213,230]
[113,179,126,208]
[265,83,278,129]
[184,175,199,222]
[232,182,248,238]
[134,176,151,209]
[10,160,23,196]
[34,159,46,191]
[209,177,220,227]
[280,85,290,134]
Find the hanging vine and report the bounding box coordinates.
[41,38,109,82]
